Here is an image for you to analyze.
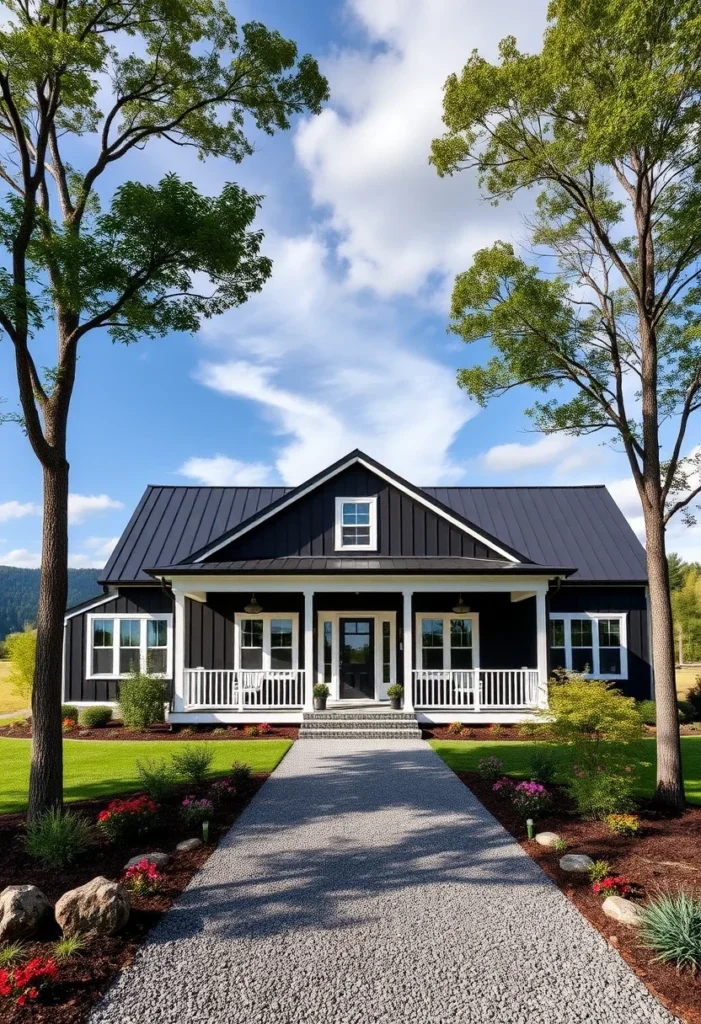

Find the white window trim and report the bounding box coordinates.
[415,613,480,671]
[316,610,396,700]
[234,612,299,671]
[86,613,173,680]
[334,496,378,551]
[549,612,628,680]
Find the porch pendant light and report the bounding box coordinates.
[452,594,470,615]
[244,594,263,614]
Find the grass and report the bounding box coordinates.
[0,738,292,815]
[676,666,700,696]
[0,661,27,716]
[430,736,701,806]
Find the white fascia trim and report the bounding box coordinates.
[193,455,520,564]
[64,591,115,620]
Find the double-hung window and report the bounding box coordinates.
[417,614,479,671]
[87,614,173,679]
[549,613,627,679]
[334,497,377,550]
[236,614,298,672]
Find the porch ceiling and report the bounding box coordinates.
[145,555,575,576]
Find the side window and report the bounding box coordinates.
[92,619,114,675]
[421,619,444,669]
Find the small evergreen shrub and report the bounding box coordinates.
[685,678,701,721]
[24,809,93,868]
[636,699,657,725]
[312,683,329,698]
[78,705,113,728]
[118,673,168,729]
[447,721,464,735]
[677,699,695,724]
[640,891,701,973]
[136,758,177,801]
[588,860,612,884]
[171,744,214,784]
[230,761,253,792]
[244,724,260,737]
[60,705,79,723]
[527,746,559,785]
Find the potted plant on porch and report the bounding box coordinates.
[387,684,404,711]
[313,683,329,711]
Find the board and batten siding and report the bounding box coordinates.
[208,464,502,562]
[549,585,652,699]
[64,587,174,703]
[185,593,305,670]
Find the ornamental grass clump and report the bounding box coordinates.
[171,744,215,784]
[477,756,504,781]
[98,795,160,843]
[24,809,94,868]
[124,859,164,896]
[181,797,214,827]
[0,956,58,1007]
[640,891,701,974]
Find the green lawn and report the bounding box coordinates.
[430,736,701,806]
[0,738,292,814]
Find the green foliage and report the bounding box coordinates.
[4,626,36,702]
[118,674,168,729]
[606,813,641,836]
[24,808,93,868]
[0,568,100,643]
[640,892,701,973]
[672,569,701,663]
[78,705,113,728]
[668,553,688,592]
[553,837,568,854]
[588,860,612,884]
[171,744,214,784]
[61,705,79,723]
[52,936,86,963]
[447,721,465,735]
[678,700,696,724]
[230,761,253,791]
[527,746,559,785]
[0,942,27,966]
[386,684,404,699]
[476,755,504,781]
[312,683,329,698]
[135,758,177,801]
[686,679,701,721]
[637,700,657,726]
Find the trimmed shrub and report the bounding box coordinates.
[171,744,214,784]
[640,891,701,973]
[677,699,696,724]
[24,809,93,868]
[61,705,79,723]
[118,673,168,729]
[136,758,177,801]
[636,699,657,725]
[230,761,253,792]
[78,705,113,728]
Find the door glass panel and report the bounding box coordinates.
[450,618,473,670]
[342,621,372,664]
[241,619,263,670]
[270,618,293,670]
[323,621,333,684]
[382,621,391,683]
[119,619,141,675]
[421,618,444,670]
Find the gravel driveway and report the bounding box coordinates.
[89,740,678,1024]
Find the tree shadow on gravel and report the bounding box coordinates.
[147,744,554,945]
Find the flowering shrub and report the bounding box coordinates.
[592,875,632,899]
[98,795,160,843]
[244,724,260,737]
[124,859,164,896]
[258,722,272,735]
[181,797,214,826]
[510,781,552,818]
[447,721,464,735]
[477,756,504,782]
[0,957,58,1006]
[606,813,641,836]
[62,717,77,731]
[210,778,237,803]
[492,776,514,794]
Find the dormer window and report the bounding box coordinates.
[335,497,377,551]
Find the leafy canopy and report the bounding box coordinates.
[430,0,701,524]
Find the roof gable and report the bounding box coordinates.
[187,451,524,565]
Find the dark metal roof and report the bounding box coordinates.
[145,556,575,576]
[100,477,647,585]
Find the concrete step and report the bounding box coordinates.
[303,711,417,722]
[301,717,419,728]
[298,727,423,740]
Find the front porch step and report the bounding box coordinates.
[299,727,423,740]
[304,711,418,722]
[299,709,422,740]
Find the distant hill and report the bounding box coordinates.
[0,566,102,641]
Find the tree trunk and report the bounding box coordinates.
[28,459,69,820]
[645,509,685,811]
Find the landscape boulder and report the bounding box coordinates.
[55,877,130,938]
[176,838,203,852]
[534,832,561,848]
[124,852,170,871]
[602,896,643,927]
[0,885,52,941]
[559,854,595,872]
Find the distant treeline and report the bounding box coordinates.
[669,553,701,664]
[0,566,102,643]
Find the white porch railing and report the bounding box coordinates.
[184,669,305,710]
[413,669,540,711]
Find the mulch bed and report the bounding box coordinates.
[0,722,299,741]
[0,776,269,1022]
[424,723,701,741]
[458,772,701,1024]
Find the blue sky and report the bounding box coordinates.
[1,0,700,567]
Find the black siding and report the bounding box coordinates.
[185,594,305,670]
[549,585,651,699]
[210,466,499,562]
[64,587,173,702]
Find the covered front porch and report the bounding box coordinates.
[168,577,550,724]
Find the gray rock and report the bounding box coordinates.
[602,896,643,927]
[55,877,130,938]
[0,885,52,941]
[535,832,561,848]
[124,852,170,871]
[176,838,203,852]
[559,853,595,872]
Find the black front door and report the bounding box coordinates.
[339,619,375,699]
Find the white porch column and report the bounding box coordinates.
[402,587,414,712]
[172,588,186,714]
[303,588,315,711]
[536,586,549,708]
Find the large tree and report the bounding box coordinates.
[431,0,701,809]
[0,0,327,818]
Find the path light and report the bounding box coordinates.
[452,594,470,614]
[526,819,534,840]
[244,594,263,614]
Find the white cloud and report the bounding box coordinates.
[178,455,273,487]
[482,436,577,473]
[68,493,123,525]
[0,501,40,523]
[0,548,42,568]
[83,536,120,559]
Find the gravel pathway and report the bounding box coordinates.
[89,740,678,1024]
